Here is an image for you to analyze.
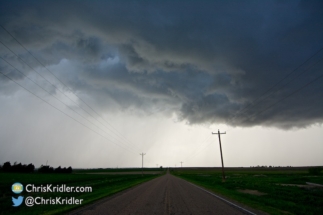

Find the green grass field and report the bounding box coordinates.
[171,167,323,215]
[0,169,163,215]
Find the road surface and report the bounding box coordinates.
[70,172,262,215]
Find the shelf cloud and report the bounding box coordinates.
[1,0,323,129]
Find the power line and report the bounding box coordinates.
[232,56,323,122]
[0,69,138,155]
[0,56,140,154]
[189,141,214,161]
[184,134,213,162]
[0,39,141,153]
[229,46,323,123]
[0,24,141,153]
[244,73,323,123]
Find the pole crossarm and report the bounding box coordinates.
[212,132,226,135]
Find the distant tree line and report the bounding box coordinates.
[248,165,322,175]
[38,165,72,173]
[250,165,293,168]
[0,162,35,173]
[0,162,72,174]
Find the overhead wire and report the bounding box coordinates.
[0,55,139,154]
[0,38,140,153]
[221,48,323,150]
[234,57,323,120]
[183,134,213,164]
[243,73,323,123]
[0,69,137,154]
[188,141,214,161]
[229,46,323,124]
[182,53,323,166]
[0,24,141,153]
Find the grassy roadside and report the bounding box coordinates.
[171,168,323,215]
[0,171,162,215]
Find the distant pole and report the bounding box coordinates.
[140,153,146,176]
[212,129,226,182]
[180,161,183,168]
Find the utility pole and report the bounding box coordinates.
[180,161,183,168]
[212,129,226,182]
[140,153,146,176]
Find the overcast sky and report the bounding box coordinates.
[0,0,322,168]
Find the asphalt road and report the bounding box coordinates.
[70,173,261,215]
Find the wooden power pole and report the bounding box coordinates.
[140,153,146,176]
[212,129,226,182]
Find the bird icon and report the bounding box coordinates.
[12,196,24,207]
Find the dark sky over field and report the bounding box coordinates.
[0,0,322,168]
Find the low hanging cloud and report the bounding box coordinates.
[0,0,323,129]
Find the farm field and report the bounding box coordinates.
[171,167,323,215]
[74,167,164,174]
[0,169,163,215]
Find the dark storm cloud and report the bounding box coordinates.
[0,0,323,129]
